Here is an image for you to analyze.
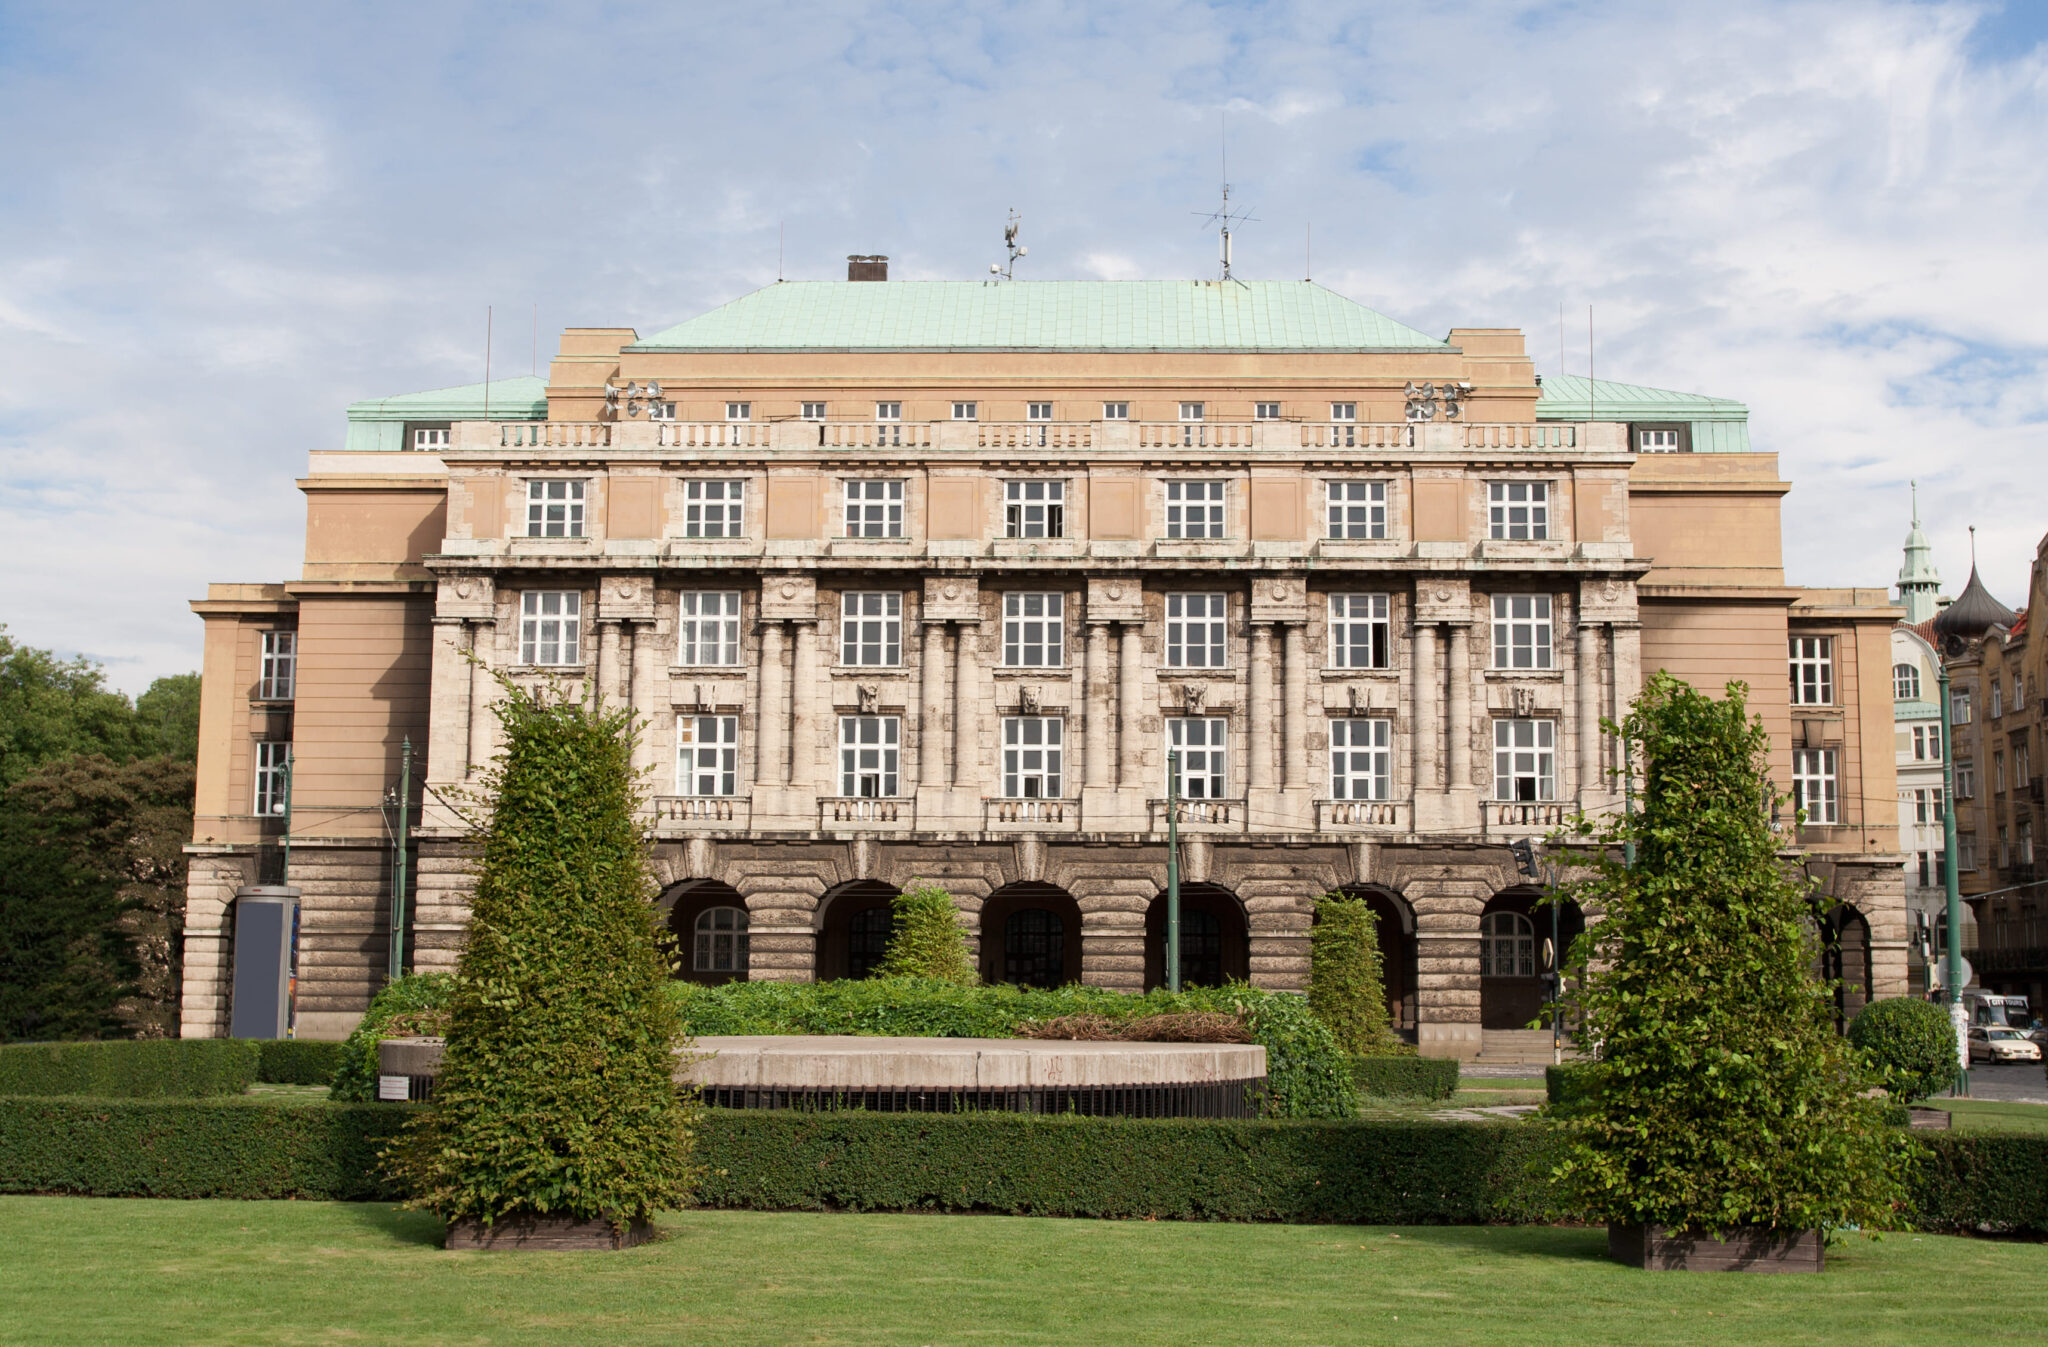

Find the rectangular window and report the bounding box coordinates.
[648,402,676,421]
[676,592,742,667]
[725,402,751,422]
[1165,481,1226,539]
[844,480,905,538]
[1165,593,1228,669]
[254,741,292,816]
[1329,594,1391,670]
[1002,717,1064,798]
[2014,676,2026,711]
[1999,827,2010,866]
[1325,481,1388,539]
[1329,718,1392,800]
[1789,636,1835,706]
[1792,748,1839,824]
[682,479,746,538]
[1954,689,1973,724]
[1487,482,1549,540]
[874,402,903,446]
[952,401,977,421]
[839,592,902,667]
[1178,402,1205,422]
[1913,724,1944,761]
[1002,593,1065,668]
[526,479,586,538]
[1254,402,1282,420]
[1996,751,2007,793]
[1492,720,1556,801]
[1637,428,1681,452]
[519,591,582,666]
[1958,836,1977,871]
[2019,738,2033,783]
[676,714,739,796]
[1330,402,1356,422]
[801,401,827,421]
[1027,402,1054,421]
[1918,852,1931,888]
[1167,717,1229,798]
[1004,480,1065,539]
[412,427,450,450]
[1992,680,2003,718]
[2021,821,2035,866]
[1102,401,1129,420]
[258,631,296,701]
[874,402,901,421]
[1956,761,1976,799]
[1491,595,1554,670]
[839,716,900,797]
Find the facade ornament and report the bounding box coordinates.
[1511,686,1538,717]
[1347,684,1367,714]
[1106,582,1123,601]
[1019,685,1041,715]
[943,582,961,600]
[454,580,473,599]
[1180,684,1206,714]
[780,580,798,599]
[858,683,879,714]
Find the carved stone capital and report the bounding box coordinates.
[1249,573,1309,626]
[1086,575,1145,624]
[922,574,982,623]
[1412,578,1472,625]
[760,573,818,622]
[435,574,494,621]
[600,573,656,621]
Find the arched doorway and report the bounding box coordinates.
[660,879,751,985]
[1332,884,1418,1037]
[1817,903,1874,1027]
[1144,883,1250,991]
[978,882,1083,987]
[1479,888,1584,1030]
[817,879,900,981]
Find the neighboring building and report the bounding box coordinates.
[1892,496,1955,993]
[177,265,1906,1055]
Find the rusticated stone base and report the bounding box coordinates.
[1608,1222,1824,1273]
[445,1215,654,1251]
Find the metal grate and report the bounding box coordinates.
[697,1078,1265,1119]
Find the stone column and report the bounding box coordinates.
[1248,624,1276,793]
[597,619,623,705]
[1118,621,1144,789]
[428,618,472,781]
[1411,621,1438,791]
[1085,621,1112,790]
[1282,623,1308,791]
[922,618,949,788]
[953,621,980,789]
[467,620,496,775]
[790,619,820,788]
[629,619,660,786]
[1577,620,1603,794]
[758,620,788,786]
[1610,624,1642,777]
[1446,622,1472,791]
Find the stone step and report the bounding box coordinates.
[1471,1029,1573,1066]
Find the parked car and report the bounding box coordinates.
[1967,1025,2044,1065]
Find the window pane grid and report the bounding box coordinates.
[1164,481,1225,539]
[1167,717,1229,798]
[840,592,902,666]
[1479,911,1537,977]
[259,631,297,701]
[1004,480,1066,539]
[1002,592,1065,667]
[1165,593,1228,668]
[1792,748,1839,823]
[844,480,905,537]
[1487,481,1548,540]
[676,715,740,796]
[1492,719,1556,801]
[1326,481,1387,539]
[1002,716,1064,798]
[520,591,583,665]
[254,741,292,816]
[1329,594,1391,669]
[677,592,743,666]
[526,479,586,538]
[1789,636,1834,705]
[1490,595,1554,670]
[683,480,745,538]
[693,906,749,974]
[839,716,901,797]
[1329,718,1392,800]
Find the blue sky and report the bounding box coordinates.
[1,0,2044,690]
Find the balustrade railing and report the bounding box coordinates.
[653,796,750,827]
[820,422,935,450]
[1298,424,1413,450]
[656,422,773,449]
[1148,798,1246,831]
[1490,801,1567,828]
[1463,423,1577,450]
[977,423,1092,450]
[499,422,611,449]
[1135,422,1258,450]
[984,798,1077,828]
[1317,799,1405,830]
[820,797,913,827]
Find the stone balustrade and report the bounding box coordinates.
[983,797,1081,831]
[1148,798,1247,833]
[1316,798,1406,831]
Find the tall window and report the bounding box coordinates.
[1991,679,2003,718]
[800,401,828,421]
[2019,738,2034,784]
[1912,723,1943,761]
[254,741,292,816]
[839,716,900,796]
[1479,911,1536,976]
[1493,720,1556,801]
[1792,748,1839,824]
[1005,480,1065,538]
[1491,595,1554,670]
[676,592,742,666]
[1487,482,1548,540]
[2014,675,2026,711]
[258,631,296,701]
[694,907,748,975]
[1165,481,1226,538]
[1002,593,1064,667]
[1954,689,1973,724]
[1326,481,1388,539]
[676,715,739,796]
[1329,719,1392,800]
[1996,751,2007,793]
[526,480,586,538]
[1912,787,1945,824]
[1956,761,1976,799]
[844,480,905,537]
[1002,717,1064,798]
[1329,594,1391,669]
[874,402,902,446]
[2022,820,2036,866]
[952,401,977,420]
[519,591,582,665]
[1958,836,1977,871]
[1328,402,1357,446]
[1893,662,1921,701]
[1102,401,1129,420]
[1789,636,1834,706]
[839,592,902,666]
[1165,593,1227,668]
[682,480,745,537]
[725,402,751,422]
[1167,718,1229,797]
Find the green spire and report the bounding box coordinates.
[1897,481,1941,624]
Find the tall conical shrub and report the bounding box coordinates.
[876,880,977,984]
[389,681,698,1227]
[1548,672,1911,1236]
[1307,893,1396,1057]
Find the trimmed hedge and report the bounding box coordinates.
[1909,1131,2048,1234]
[255,1039,345,1086]
[1352,1055,1459,1101]
[1544,1063,1589,1106]
[0,1039,258,1098]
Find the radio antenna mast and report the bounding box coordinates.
[1192,111,1257,282]
[988,209,1027,280]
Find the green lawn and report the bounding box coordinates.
[1945,1097,2048,1136]
[1,1199,2041,1346]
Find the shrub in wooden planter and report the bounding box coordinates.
[1307,893,1396,1058]
[875,881,978,985]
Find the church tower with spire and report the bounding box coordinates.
[1897,482,1941,625]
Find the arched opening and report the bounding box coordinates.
[1144,883,1250,991]
[816,879,900,981]
[1817,903,1874,1028]
[1479,887,1584,1030]
[660,879,751,985]
[978,882,1083,988]
[1331,884,1419,1038]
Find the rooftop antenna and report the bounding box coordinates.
[531,302,537,378]
[1587,303,1596,427]
[778,222,785,283]
[989,209,1026,280]
[483,305,492,421]
[1304,222,1311,282]
[1193,111,1257,282]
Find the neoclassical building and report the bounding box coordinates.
[178,266,1906,1056]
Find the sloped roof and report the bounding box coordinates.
[1534,374,1748,420]
[628,280,1454,353]
[346,376,548,423]
[1933,567,2018,642]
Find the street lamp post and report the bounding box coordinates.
[1166,750,1181,994]
[1937,662,1971,1096]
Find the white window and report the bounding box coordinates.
[1005,480,1065,538]
[875,401,901,421]
[2021,821,2036,866]
[2014,675,2027,711]
[1912,788,1946,825]
[1329,594,1391,669]
[1102,401,1129,420]
[1493,719,1556,801]
[258,631,296,701]
[650,401,677,421]
[1254,402,1282,420]
[1178,401,1205,422]
[1027,402,1054,421]
[1002,717,1064,798]
[1958,836,1977,871]
[1165,593,1228,668]
[676,714,739,796]
[254,741,292,816]
[1491,595,1554,670]
[1954,689,1973,724]
[1330,402,1356,423]
[1996,751,2007,793]
[952,401,977,421]
[1326,481,1388,540]
[1329,718,1392,800]
[839,716,900,797]
[676,592,742,667]
[1487,482,1549,541]
[844,480,905,538]
[1894,663,1921,701]
[526,480,586,538]
[1637,428,1681,453]
[1913,724,1943,761]
[874,401,903,446]
[1792,748,1839,824]
[1479,911,1536,977]
[519,591,582,665]
[840,592,902,666]
[1002,593,1065,668]
[411,427,450,450]
[1789,636,1834,706]
[1165,481,1226,539]
[801,401,827,421]
[2019,739,2034,783]
[693,906,748,974]
[1956,762,1976,799]
[725,402,750,422]
[1992,678,2004,718]
[1167,717,1229,798]
[682,480,745,538]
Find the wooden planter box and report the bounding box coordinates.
[1608,1223,1823,1273]
[445,1215,654,1251]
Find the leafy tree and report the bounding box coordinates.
[1847,997,1959,1103]
[0,628,151,787]
[1547,672,1913,1236]
[877,881,978,985]
[1307,893,1396,1057]
[135,674,202,763]
[388,681,698,1228]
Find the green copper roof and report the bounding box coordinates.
[1535,373,1751,452]
[629,280,1454,353]
[344,376,546,451]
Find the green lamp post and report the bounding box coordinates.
[1936,661,1970,1097]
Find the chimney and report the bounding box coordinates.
[846,254,889,282]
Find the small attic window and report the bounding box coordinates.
[410,425,451,450]
[1633,423,1689,453]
